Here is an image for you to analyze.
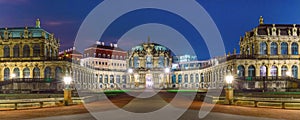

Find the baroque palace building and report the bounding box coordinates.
[2,17,300,92]
[0,19,72,93]
[73,17,300,92]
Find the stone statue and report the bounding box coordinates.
[24,27,28,38]
[272,24,276,36]
[278,29,281,36]
[259,16,264,25]
[254,28,258,36]
[4,28,8,39]
[293,24,297,36]
[267,28,270,36]
[36,18,41,28]
[288,29,291,36]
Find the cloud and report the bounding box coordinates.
[44,20,74,26]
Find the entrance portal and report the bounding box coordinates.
[146,74,153,89]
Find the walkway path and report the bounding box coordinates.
[32,93,278,120]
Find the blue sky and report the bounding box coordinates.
[1,0,300,59]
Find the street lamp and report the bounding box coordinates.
[225,75,234,105]
[63,76,72,106]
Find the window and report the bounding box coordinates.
[13,44,20,57]
[178,74,182,83]
[292,42,298,55]
[13,68,20,78]
[33,45,41,57]
[237,65,245,77]
[44,67,51,79]
[270,65,278,76]
[116,75,120,83]
[172,74,176,84]
[110,75,114,83]
[158,56,164,68]
[195,74,199,83]
[33,67,40,78]
[190,74,194,83]
[260,65,267,77]
[99,75,103,83]
[146,56,152,68]
[270,42,278,55]
[248,65,256,77]
[281,66,288,77]
[23,45,30,57]
[292,65,298,78]
[23,67,30,78]
[55,67,62,80]
[3,45,10,58]
[133,56,139,68]
[281,42,288,55]
[4,68,10,80]
[260,42,267,55]
[184,74,188,83]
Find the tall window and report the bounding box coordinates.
[260,65,267,77]
[172,74,176,84]
[44,67,51,79]
[184,74,188,83]
[190,74,194,83]
[55,67,62,80]
[23,45,30,57]
[200,73,204,82]
[3,45,10,58]
[281,66,288,77]
[237,65,245,77]
[133,56,139,68]
[122,75,127,83]
[116,75,120,83]
[13,68,20,78]
[281,42,288,55]
[23,67,30,78]
[195,74,199,83]
[292,42,298,55]
[13,44,20,57]
[270,42,278,55]
[292,65,298,79]
[158,56,164,68]
[33,67,40,78]
[99,75,103,83]
[178,74,182,83]
[270,65,278,76]
[4,68,10,80]
[260,42,267,55]
[248,65,256,77]
[33,44,40,57]
[104,75,108,83]
[110,75,114,83]
[146,56,152,68]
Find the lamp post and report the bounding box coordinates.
[63,76,72,106]
[128,68,133,88]
[225,75,234,105]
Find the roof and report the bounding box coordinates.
[86,44,125,51]
[247,24,300,36]
[0,26,53,39]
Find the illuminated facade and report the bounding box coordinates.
[0,19,71,92]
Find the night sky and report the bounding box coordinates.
[1,0,300,60]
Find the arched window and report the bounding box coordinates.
[270,65,278,76]
[104,75,108,83]
[260,42,267,55]
[190,74,194,83]
[158,56,164,68]
[260,65,267,77]
[4,68,10,80]
[292,65,298,79]
[195,74,199,83]
[13,44,20,57]
[55,67,62,80]
[33,44,40,57]
[248,65,256,77]
[270,42,278,55]
[200,73,204,82]
[133,56,139,68]
[281,66,288,77]
[23,67,30,78]
[281,42,288,55]
[23,45,30,57]
[33,67,40,78]
[99,75,103,83]
[110,75,114,83]
[178,74,182,83]
[122,75,126,83]
[146,56,152,68]
[172,74,176,84]
[44,67,51,79]
[13,68,20,78]
[237,65,245,77]
[184,74,188,83]
[292,42,298,55]
[3,45,10,58]
[116,75,120,83]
